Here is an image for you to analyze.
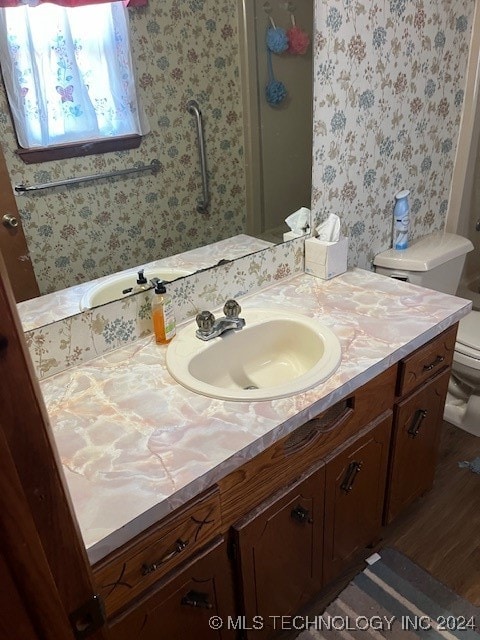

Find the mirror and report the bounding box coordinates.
[0,0,313,321]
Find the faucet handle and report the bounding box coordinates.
[223,299,241,318]
[137,269,148,285]
[196,310,215,333]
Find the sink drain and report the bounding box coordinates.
[243,385,259,390]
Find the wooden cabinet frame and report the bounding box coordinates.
[0,253,109,639]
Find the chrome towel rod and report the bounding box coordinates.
[14,159,160,194]
[187,99,209,213]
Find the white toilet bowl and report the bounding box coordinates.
[444,310,480,436]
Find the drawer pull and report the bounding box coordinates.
[291,505,313,524]
[141,538,189,575]
[423,355,444,372]
[284,399,354,455]
[181,590,213,609]
[408,409,428,437]
[341,461,363,493]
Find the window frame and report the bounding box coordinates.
[1,2,146,164]
[16,134,142,164]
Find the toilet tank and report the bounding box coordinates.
[373,232,474,294]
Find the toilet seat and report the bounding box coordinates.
[454,349,480,372]
[455,310,480,353]
[454,310,480,371]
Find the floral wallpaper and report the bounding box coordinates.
[0,0,474,295]
[0,0,246,294]
[311,0,473,270]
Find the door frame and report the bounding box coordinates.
[0,146,39,301]
[446,2,480,235]
[0,251,109,639]
[237,0,264,237]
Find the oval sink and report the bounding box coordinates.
[166,309,341,401]
[80,267,192,309]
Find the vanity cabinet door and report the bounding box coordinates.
[232,461,325,640]
[108,537,236,640]
[323,413,391,585]
[385,368,450,524]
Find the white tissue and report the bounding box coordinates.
[315,214,341,242]
[285,207,311,234]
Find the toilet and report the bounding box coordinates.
[373,231,480,437]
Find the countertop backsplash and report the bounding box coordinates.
[23,237,305,380]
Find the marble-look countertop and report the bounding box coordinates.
[39,269,471,563]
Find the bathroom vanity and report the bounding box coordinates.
[92,327,455,639]
[38,269,470,639]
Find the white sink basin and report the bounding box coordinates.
[80,267,192,309]
[166,309,341,401]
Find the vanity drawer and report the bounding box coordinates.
[397,324,457,397]
[93,486,222,617]
[219,365,397,528]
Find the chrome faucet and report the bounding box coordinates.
[196,299,245,341]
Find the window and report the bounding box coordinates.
[0,1,148,155]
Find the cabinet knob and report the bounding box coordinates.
[291,505,313,524]
[181,590,213,609]
[341,461,363,493]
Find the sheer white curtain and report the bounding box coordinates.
[0,1,148,148]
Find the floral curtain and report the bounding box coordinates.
[0,0,149,148]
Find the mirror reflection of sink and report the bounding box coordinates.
[80,267,192,310]
[166,309,341,401]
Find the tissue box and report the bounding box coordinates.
[304,236,348,279]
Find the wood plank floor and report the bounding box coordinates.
[384,420,480,605]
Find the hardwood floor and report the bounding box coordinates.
[384,420,480,605]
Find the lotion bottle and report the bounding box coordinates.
[151,281,176,344]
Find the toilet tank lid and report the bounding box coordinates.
[373,232,474,271]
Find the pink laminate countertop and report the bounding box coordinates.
[39,269,471,563]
